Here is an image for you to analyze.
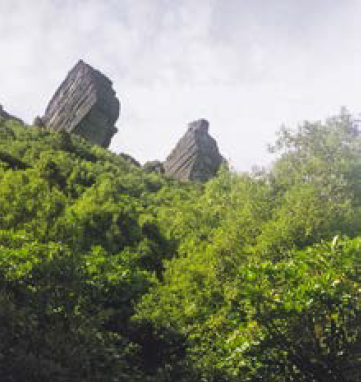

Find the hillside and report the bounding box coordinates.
[0,112,361,381]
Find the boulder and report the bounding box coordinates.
[163,119,223,182]
[41,60,120,148]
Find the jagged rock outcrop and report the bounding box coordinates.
[41,60,120,148]
[0,104,23,124]
[163,119,223,182]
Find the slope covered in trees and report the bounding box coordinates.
[0,111,360,381]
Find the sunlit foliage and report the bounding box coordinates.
[1,111,361,381]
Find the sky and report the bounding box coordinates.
[1,0,361,171]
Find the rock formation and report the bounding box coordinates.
[163,119,223,182]
[0,104,23,124]
[41,60,120,148]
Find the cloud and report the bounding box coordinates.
[1,0,361,170]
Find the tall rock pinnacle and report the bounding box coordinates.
[164,119,223,182]
[41,60,120,148]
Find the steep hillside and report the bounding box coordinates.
[0,112,361,382]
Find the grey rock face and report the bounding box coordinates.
[0,104,23,124]
[164,119,223,182]
[42,60,120,148]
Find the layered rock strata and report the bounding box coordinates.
[41,60,120,148]
[164,119,223,182]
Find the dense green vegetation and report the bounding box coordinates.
[0,110,360,381]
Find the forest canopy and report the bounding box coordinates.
[0,110,360,382]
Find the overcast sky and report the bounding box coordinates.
[1,0,361,171]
